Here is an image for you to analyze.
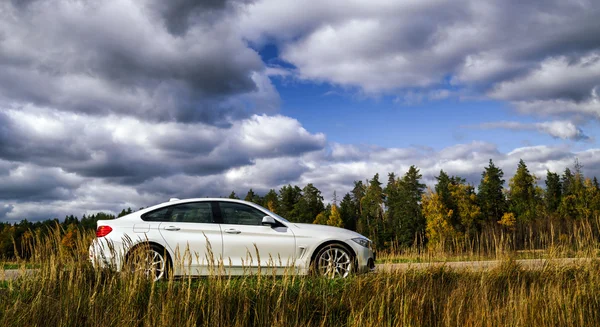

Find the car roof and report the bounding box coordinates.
[137,198,265,215]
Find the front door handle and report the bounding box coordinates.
[224,229,241,234]
[164,226,181,231]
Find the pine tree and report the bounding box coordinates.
[559,167,578,219]
[434,170,464,231]
[244,189,256,202]
[228,191,239,199]
[477,159,507,224]
[388,166,426,247]
[360,174,384,246]
[351,181,366,213]
[435,170,452,209]
[339,193,357,230]
[278,185,302,221]
[507,159,539,222]
[562,168,574,196]
[303,183,325,223]
[544,170,562,214]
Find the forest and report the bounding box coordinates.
[1,158,600,260]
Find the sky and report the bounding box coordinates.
[0,0,599,221]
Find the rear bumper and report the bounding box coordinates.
[89,238,124,271]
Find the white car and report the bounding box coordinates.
[89,198,375,279]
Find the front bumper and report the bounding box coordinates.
[350,242,376,274]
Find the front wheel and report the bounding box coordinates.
[314,244,354,278]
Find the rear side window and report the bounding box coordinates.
[168,202,213,223]
[142,207,170,222]
[141,202,214,223]
[219,202,265,226]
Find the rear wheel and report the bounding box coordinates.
[126,245,170,281]
[314,244,354,278]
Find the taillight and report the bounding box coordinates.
[96,226,113,237]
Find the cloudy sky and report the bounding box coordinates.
[1,0,599,221]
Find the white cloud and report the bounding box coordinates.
[240,0,600,123]
[473,120,591,141]
[490,55,600,102]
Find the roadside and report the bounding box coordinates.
[1,258,595,280]
[378,257,593,272]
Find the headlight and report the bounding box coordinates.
[351,237,371,248]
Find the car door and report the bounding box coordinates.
[217,201,296,272]
[156,202,223,275]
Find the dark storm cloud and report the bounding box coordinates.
[0,163,83,201]
[0,203,14,219]
[0,110,326,192]
[150,0,253,35]
[0,112,93,165]
[0,0,271,125]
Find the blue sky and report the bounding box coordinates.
[0,0,599,221]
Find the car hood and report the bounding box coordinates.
[291,223,369,240]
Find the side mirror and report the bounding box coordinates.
[261,216,277,226]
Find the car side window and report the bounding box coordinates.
[219,202,265,226]
[167,202,214,223]
[141,207,171,222]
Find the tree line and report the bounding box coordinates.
[2,158,600,259]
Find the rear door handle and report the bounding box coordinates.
[224,229,241,234]
[164,226,181,231]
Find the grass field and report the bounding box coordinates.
[1,228,600,326]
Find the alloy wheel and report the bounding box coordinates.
[129,247,167,281]
[317,245,353,278]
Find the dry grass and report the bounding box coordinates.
[377,218,600,264]
[1,227,600,326]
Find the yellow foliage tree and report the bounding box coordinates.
[326,204,344,227]
[449,183,481,234]
[422,188,455,250]
[313,211,328,225]
[498,212,516,231]
[267,200,277,213]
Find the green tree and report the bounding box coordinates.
[300,183,325,223]
[562,168,574,196]
[228,191,240,199]
[544,171,562,214]
[477,159,507,224]
[339,193,357,230]
[278,185,302,221]
[387,166,426,247]
[360,174,384,246]
[507,159,539,223]
[434,170,465,232]
[244,188,262,204]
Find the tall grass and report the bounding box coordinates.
[1,226,600,326]
[378,216,600,263]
